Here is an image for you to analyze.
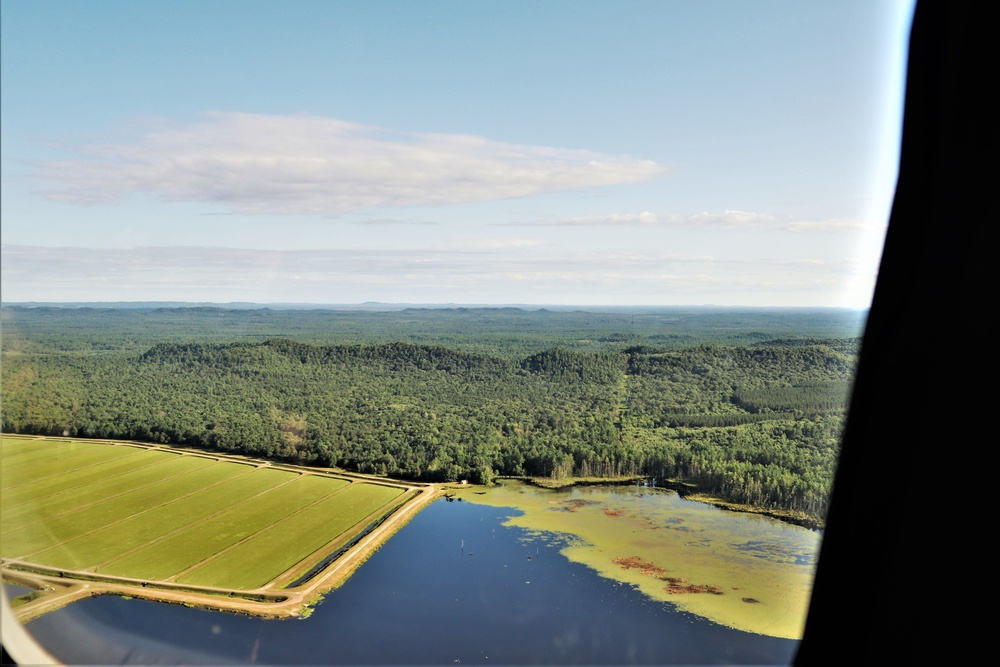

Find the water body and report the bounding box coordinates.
[24,494,800,664]
[3,583,33,599]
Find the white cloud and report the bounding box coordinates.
[688,210,778,226]
[778,218,885,233]
[507,210,887,237]
[31,112,664,216]
[353,218,438,226]
[437,239,546,251]
[540,211,664,226]
[510,209,778,227]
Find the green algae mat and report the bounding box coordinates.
[456,480,820,639]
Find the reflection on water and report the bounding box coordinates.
[25,494,799,664]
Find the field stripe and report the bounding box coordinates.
[0,437,66,461]
[94,467,300,580]
[0,453,214,533]
[0,447,187,515]
[178,483,404,590]
[2,465,252,568]
[162,474,349,584]
[2,438,428,606]
[0,447,149,503]
[0,440,144,487]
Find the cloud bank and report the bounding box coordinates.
[1,245,878,307]
[508,210,879,232]
[508,210,778,227]
[32,112,665,216]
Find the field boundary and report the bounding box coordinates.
[1,435,442,622]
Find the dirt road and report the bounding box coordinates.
[4,483,442,622]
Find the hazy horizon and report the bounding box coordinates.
[1,300,869,312]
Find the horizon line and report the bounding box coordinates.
[1,300,870,311]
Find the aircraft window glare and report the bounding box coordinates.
[0,1,925,664]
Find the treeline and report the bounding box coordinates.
[629,419,844,518]
[1,309,861,521]
[2,340,851,519]
[732,383,852,414]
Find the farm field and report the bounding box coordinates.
[1,434,435,619]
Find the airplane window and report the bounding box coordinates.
[796,2,982,663]
[2,1,919,664]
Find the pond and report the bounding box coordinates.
[23,485,807,664]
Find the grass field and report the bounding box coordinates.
[1,435,411,593]
[177,483,408,589]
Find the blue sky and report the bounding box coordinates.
[1,0,914,306]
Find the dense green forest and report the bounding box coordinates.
[0,306,863,523]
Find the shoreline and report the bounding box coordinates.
[3,435,820,625]
[3,478,442,623]
[454,479,818,640]
[511,475,825,531]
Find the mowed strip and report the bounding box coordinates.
[2,438,423,601]
[2,447,143,492]
[0,437,79,461]
[178,483,405,590]
[24,461,257,571]
[1,443,146,500]
[1,437,139,481]
[0,452,213,534]
[0,437,93,466]
[1,458,245,560]
[97,473,347,583]
[95,467,305,581]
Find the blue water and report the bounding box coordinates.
[25,497,797,664]
[3,583,33,599]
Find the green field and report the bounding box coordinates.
[0,435,407,591]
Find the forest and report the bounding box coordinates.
[0,305,863,523]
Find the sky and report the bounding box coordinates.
[1,0,915,307]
